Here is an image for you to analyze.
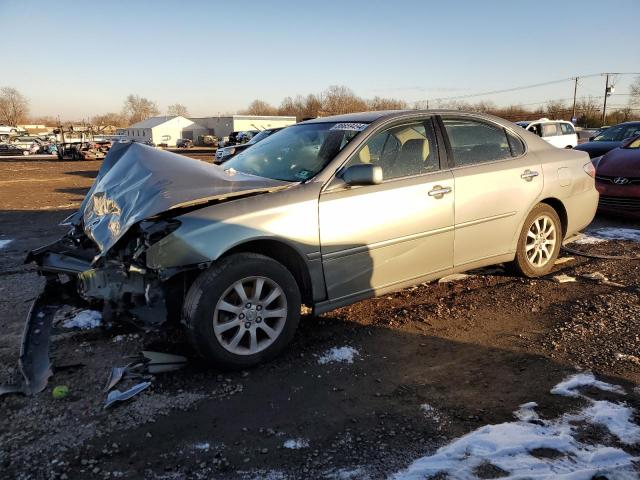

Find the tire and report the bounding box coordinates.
[184,253,301,369]
[508,203,562,278]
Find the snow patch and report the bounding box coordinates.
[393,373,640,480]
[318,346,359,365]
[283,438,309,449]
[0,239,13,250]
[550,372,625,397]
[62,310,102,329]
[571,227,640,245]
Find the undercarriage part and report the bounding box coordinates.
[0,278,75,396]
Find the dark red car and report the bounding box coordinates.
[594,135,640,218]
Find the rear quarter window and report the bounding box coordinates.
[560,123,575,135]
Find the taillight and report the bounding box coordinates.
[583,162,596,178]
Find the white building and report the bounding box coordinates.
[122,116,207,147]
[189,115,297,140]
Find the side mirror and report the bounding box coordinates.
[589,136,595,141]
[341,164,383,186]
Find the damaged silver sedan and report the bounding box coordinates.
[11,110,599,393]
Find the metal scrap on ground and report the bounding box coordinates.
[104,381,152,409]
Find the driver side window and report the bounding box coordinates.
[344,119,439,181]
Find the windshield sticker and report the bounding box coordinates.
[330,123,368,132]
[294,169,313,181]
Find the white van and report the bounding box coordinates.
[516,119,578,149]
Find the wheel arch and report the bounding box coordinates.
[539,197,568,239]
[222,239,315,305]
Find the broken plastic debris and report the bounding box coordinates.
[582,271,608,282]
[438,273,471,283]
[104,381,151,409]
[104,366,130,392]
[552,274,576,283]
[554,256,575,265]
[141,350,188,374]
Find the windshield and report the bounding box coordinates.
[245,129,272,145]
[223,122,366,182]
[593,124,640,142]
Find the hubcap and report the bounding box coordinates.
[525,214,557,267]
[213,276,287,355]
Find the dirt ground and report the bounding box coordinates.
[1,156,639,479]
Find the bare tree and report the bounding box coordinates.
[630,76,640,107]
[122,94,160,125]
[0,87,29,126]
[545,100,567,119]
[92,112,127,128]
[367,96,407,111]
[167,103,189,117]
[241,99,278,116]
[321,85,367,115]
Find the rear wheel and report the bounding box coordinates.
[509,203,562,277]
[184,253,301,369]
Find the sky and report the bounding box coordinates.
[1,0,639,120]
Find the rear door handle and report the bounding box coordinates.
[521,169,539,181]
[428,185,452,199]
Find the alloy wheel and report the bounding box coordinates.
[525,214,557,267]
[213,276,287,355]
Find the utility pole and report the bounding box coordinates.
[571,77,579,123]
[602,74,610,125]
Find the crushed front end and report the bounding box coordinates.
[1,142,289,396]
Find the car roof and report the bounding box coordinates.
[297,109,526,126]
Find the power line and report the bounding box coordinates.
[427,72,640,103]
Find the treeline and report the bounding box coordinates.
[242,84,640,128]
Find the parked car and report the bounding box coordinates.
[574,121,640,158]
[11,136,43,153]
[0,125,20,142]
[25,110,597,371]
[226,130,258,147]
[0,143,30,156]
[593,135,640,219]
[516,119,577,148]
[176,138,193,148]
[215,128,285,164]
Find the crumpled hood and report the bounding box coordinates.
[597,147,640,177]
[77,142,291,256]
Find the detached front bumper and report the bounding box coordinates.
[1,232,170,396]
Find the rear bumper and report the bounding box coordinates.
[563,187,599,238]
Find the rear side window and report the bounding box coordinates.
[507,131,525,156]
[560,123,575,135]
[443,118,512,167]
[541,123,559,137]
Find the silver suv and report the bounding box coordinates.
[27,110,598,371]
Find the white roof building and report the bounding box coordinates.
[190,115,297,140]
[123,116,207,147]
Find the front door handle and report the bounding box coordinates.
[428,185,452,199]
[521,169,539,181]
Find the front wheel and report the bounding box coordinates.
[508,203,562,277]
[184,253,301,369]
